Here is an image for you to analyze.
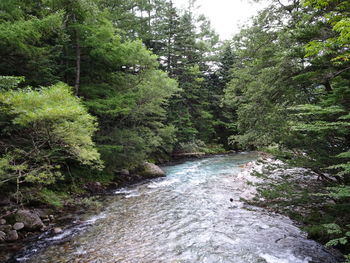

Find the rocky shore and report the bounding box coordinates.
[234,154,330,213]
[234,154,344,261]
[0,161,166,262]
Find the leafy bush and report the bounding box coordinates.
[0,77,103,201]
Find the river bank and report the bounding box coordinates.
[2,152,344,262]
[18,152,341,262]
[235,155,345,261]
[0,151,232,262]
[0,160,169,262]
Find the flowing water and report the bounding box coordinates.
[17,153,340,263]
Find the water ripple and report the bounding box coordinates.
[20,153,340,263]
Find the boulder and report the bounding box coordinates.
[0,218,6,225]
[13,222,24,231]
[139,162,165,178]
[15,210,44,231]
[6,230,18,241]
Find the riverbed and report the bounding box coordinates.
[13,153,340,263]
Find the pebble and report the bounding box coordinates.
[13,222,24,231]
[0,219,6,225]
[53,227,63,234]
[6,230,18,241]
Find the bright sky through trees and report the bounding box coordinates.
[172,0,268,40]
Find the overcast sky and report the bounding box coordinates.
[172,0,269,40]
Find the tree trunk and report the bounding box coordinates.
[324,79,332,93]
[167,2,173,74]
[75,33,81,96]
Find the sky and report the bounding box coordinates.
[172,0,269,40]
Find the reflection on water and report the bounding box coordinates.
[23,153,339,263]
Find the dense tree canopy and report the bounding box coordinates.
[0,0,349,256]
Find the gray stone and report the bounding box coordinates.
[6,230,18,241]
[33,208,51,219]
[13,222,24,231]
[15,210,44,231]
[120,169,130,176]
[0,231,6,242]
[140,162,165,178]
[0,219,6,225]
[53,227,63,234]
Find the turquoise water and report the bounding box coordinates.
[21,153,339,263]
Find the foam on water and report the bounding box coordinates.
[260,252,311,263]
[114,188,134,195]
[147,178,180,189]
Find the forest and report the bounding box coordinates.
[0,0,349,260]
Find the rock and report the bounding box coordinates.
[139,162,165,178]
[6,230,18,241]
[85,182,104,193]
[33,208,51,219]
[15,210,45,231]
[0,219,6,225]
[0,231,6,242]
[53,227,63,234]
[13,222,24,231]
[121,169,130,176]
[49,215,55,221]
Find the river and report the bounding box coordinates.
[15,152,340,263]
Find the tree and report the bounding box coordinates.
[0,77,102,202]
[0,1,65,86]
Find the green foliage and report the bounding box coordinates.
[0,76,25,90]
[0,79,102,196]
[326,186,350,199]
[37,188,68,208]
[224,0,350,256]
[304,0,350,63]
[0,8,66,86]
[323,223,350,257]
